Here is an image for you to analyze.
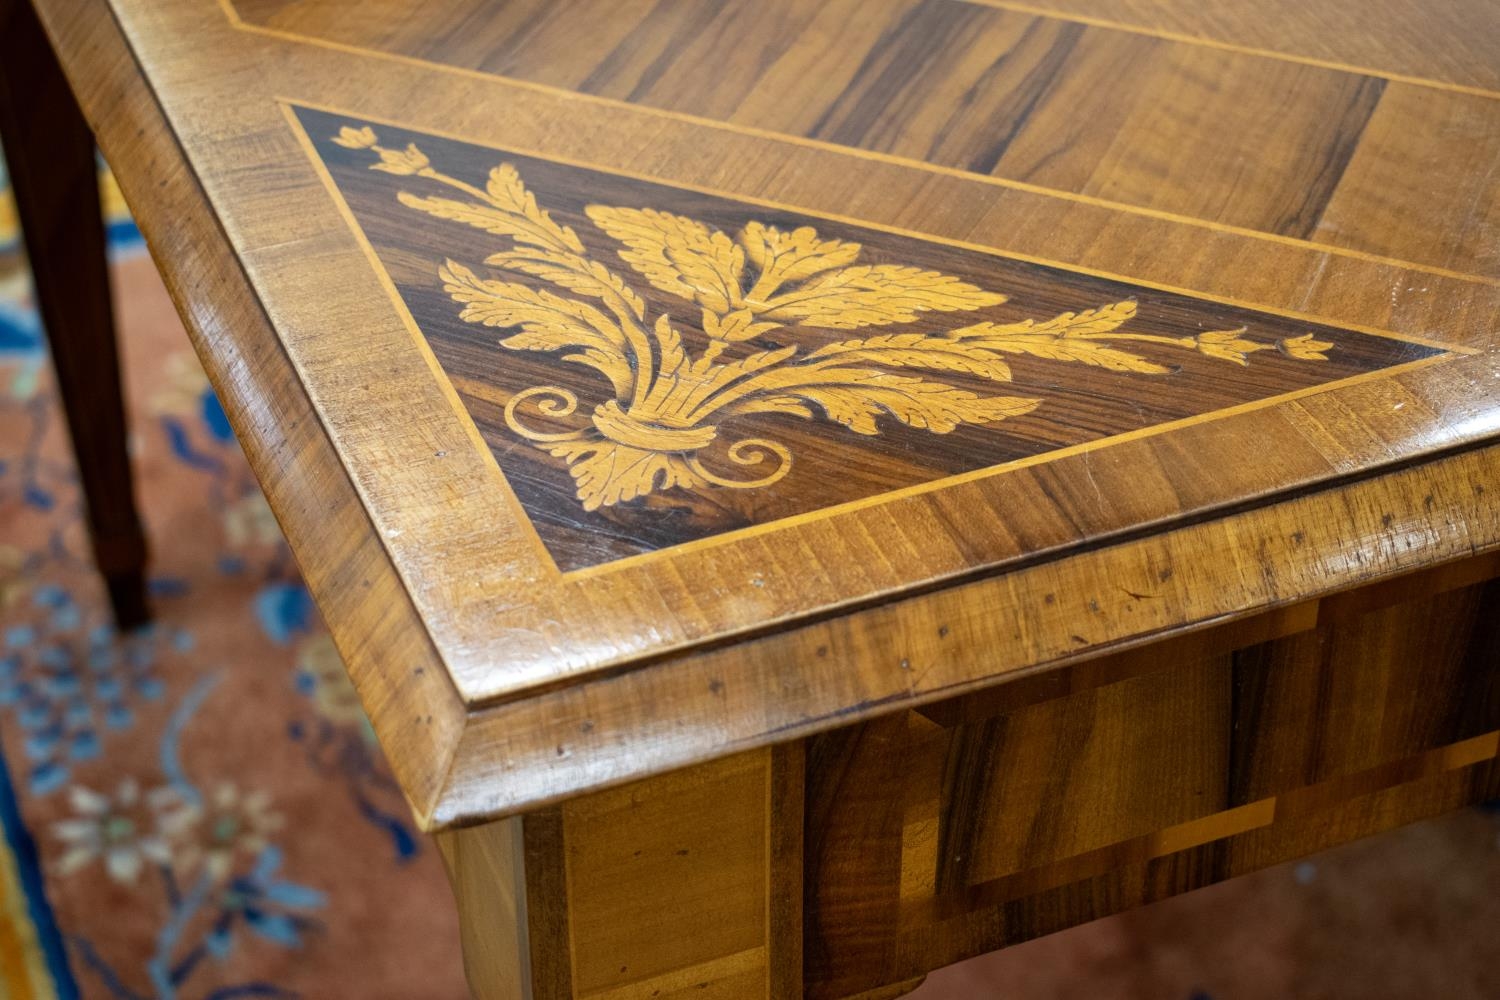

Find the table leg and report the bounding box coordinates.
[430,557,1499,1000]
[435,747,806,1000]
[435,816,531,1000]
[0,0,149,629]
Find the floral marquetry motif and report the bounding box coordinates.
[334,124,1333,511]
[296,107,1444,571]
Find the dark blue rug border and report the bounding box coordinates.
[0,743,79,999]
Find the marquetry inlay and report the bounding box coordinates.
[291,105,1448,571]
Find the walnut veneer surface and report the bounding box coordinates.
[27,0,1500,834]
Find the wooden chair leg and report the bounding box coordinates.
[0,0,149,629]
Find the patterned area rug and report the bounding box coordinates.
[1,153,1498,1000]
[1,156,467,999]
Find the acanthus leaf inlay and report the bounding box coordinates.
[336,123,1333,511]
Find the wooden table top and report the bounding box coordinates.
[35,0,1500,827]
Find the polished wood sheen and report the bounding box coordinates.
[16,0,1500,995]
[294,105,1439,569]
[432,559,1500,1000]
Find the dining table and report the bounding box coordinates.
[3,0,1498,996]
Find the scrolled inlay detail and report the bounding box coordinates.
[335,123,1333,511]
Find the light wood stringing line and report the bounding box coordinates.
[212,0,1500,292]
[955,0,1500,102]
[283,99,1469,580]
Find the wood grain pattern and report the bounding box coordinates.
[520,809,571,1000]
[29,0,1500,840]
[24,0,1493,769]
[430,558,1499,998]
[964,0,1500,95]
[235,0,1500,100]
[15,2,1500,999]
[1317,83,1500,278]
[799,569,1500,997]
[22,0,1500,992]
[297,106,1435,569]
[430,439,1500,826]
[799,2,1387,239]
[227,0,1500,275]
[435,817,531,1000]
[518,748,803,1000]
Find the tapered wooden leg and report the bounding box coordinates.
[0,0,149,628]
[433,563,1500,1000]
[436,747,806,1000]
[436,817,533,1000]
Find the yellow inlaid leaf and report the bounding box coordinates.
[949,302,1176,374]
[1196,328,1270,366]
[733,367,1038,435]
[1280,333,1336,361]
[672,345,799,420]
[805,333,1015,383]
[649,314,690,385]
[740,222,861,298]
[484,249,647,321]
[371,143,430,176]
[547,438,706,511]
[401,191,575,256]
[1024,299,1139,337]
[484,164,586,254]
[789,377,1040,435]
[332,125,376,149]
[440,261,633,396]
[440,260,617,343]
[761,265,1008,329]
[702,308,781,344]
[352,134,1334,510]
[586,206,745,314]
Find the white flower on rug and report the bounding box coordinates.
[51,779,198,884]
[177,783,286,883]
[0,544,26,610]
[296,633,371,734]
[146,351,211,418]
[223,494,283,549]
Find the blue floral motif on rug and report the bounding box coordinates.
[0,153,446,999]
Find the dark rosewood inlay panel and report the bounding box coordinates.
[293,105,1443,571]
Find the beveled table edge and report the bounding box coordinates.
[427,440,1500,827]
[36,0,470,828]
[43,0,1500,829]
